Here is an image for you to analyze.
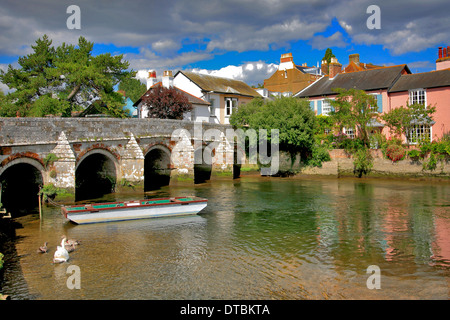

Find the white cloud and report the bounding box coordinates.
[309,31,348,50]
[189,61,278,86]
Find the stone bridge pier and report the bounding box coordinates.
[0,118,239,205]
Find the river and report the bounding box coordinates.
[1,176,449,300]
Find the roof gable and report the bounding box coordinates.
[133,82,210,107]
[175,71,260,98]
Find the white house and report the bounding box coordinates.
[133,71,211,122]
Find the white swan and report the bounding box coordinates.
[53,238,69,263]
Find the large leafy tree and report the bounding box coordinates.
[0,34,132,117]
[329,88,378,148]
[141,85,192,119]
[230,96,316,159]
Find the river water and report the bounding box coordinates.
[1,176,449,300]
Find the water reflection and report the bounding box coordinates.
[1,177,449,299]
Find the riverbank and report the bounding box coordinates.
[243,148,450,181]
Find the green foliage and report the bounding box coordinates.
[43,153,59,168]
[0,252,4,270]
[307,142,331,167]
[381,103,436,144]
[407,149,421,160]
[230,97,316,158]
[329,88,378,148]
[39,183,62,201]
[353,148,373,178]
[119,77,147,103]
[0,34,132,117]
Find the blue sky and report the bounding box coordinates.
[0,0,449,91]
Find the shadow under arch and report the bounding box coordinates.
[194,146,212,184]
[75,149,118,201]
[144,145,171,191]
[0,158,45,216]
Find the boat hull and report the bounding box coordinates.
[62,197,207,225]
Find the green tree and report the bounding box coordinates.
[0,34,132,117]
[381,102,436,145]
[322,48,336,64]
[230,96,316,159]
[329,88,378,148]
[118,77,147,103]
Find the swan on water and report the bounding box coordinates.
[53,238,69,263]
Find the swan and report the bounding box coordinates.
[53,238,69,263]
[37,242,48,253]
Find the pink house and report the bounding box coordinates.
[295,48,450,143]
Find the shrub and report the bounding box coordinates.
[386,144,406,162]
[308,143,331,167]
[407,149,421,161]
[353,148,373,177]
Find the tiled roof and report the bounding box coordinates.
[389,68,450,92]
[176,71,261,98]
[133,82,210,107]
[296,65,410,97]
[343,61,383,73]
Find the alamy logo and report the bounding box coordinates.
[366,5,381,30]
[366,265,381,289]
[66,5,81,30]
[171,123,280,175]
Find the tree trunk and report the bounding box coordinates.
[67,84,81,101]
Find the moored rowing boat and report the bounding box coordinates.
[61,196,207,224]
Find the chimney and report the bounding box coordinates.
[436,45,450,71]
[328,57,342,79]
[146,70,157,89]
[278,53,295,71]
[349,53,360,64]
[321,59,328,75]
[162,70,173,88]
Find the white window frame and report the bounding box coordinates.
[225,97,238,117]
[408,124,432,144]
[409,88,426,106]
[321,99,333,116]
[343,127,355,139]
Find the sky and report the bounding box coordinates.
[0,0,449,92]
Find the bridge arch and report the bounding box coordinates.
[75,148,119,201]
[0,156,45,213]
[144,144,172,191]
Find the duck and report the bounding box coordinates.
[65,243,76,253]
[53,238,69,263]
[37,242,48,253]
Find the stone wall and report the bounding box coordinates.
[301,149,450,179]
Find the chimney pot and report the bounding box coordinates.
[438,47,443,59]
[444,47,448,58]
[162,70,174,88]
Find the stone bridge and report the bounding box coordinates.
[0,118,238,205]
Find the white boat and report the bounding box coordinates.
[61,196,208,224]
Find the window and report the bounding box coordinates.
[409,89,426,105]
[322,99,332,116]
[408,124,431,144]
[225,98,238,116]
[344,127,355,139]
[209,98,216,116]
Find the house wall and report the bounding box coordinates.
[387,87,450,140]
[173,73,203,98]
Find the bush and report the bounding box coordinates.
[407,149,421,161]
[308,143,331,167]
[386,144,406,162]
[353,148,373,177]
